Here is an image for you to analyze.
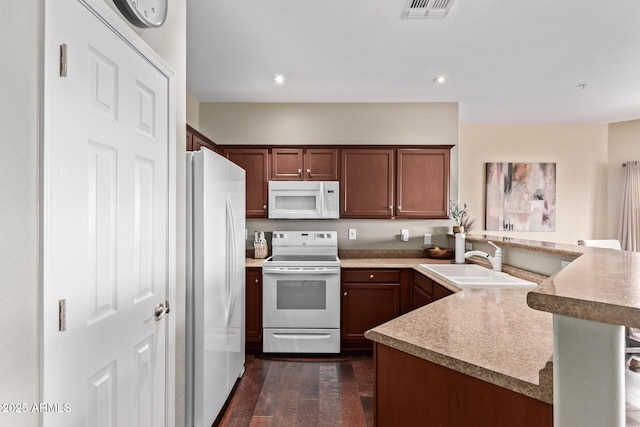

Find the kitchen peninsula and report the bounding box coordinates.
[364,237,640,427]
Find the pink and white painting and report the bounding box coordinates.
[485,163,556,232]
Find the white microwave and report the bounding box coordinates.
[268,181,340,219]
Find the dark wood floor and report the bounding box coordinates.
[215,353,374,427]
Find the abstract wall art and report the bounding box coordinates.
[485,162,556,232]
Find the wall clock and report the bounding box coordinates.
[113,0,168,28]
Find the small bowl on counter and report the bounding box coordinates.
[423,246,455,260]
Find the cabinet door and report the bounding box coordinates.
[396,148,450,218]
[224,148,269,218]
[271,148,304,181]
[341,149,395,218]
[433,282,453,301]
[245,268,262,344]
[412,272,434,310]
[341,283,400,342]
[304,148,339,181]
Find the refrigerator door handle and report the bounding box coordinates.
[225,197,238,327]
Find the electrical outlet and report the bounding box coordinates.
[423,234,432,245]
[465,242,473,250]
[348,229,357,240]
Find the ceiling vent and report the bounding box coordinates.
[401,0,457,19]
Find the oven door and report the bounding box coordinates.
[262,266,340,329]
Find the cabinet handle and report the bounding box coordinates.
[263,205,267,210]
[369,274,374,279]
[255,278,259,283]
[297,168,302,177]
[388,206,393,210]
[307,168,312,177]
[343,292,348,296]
[398,206,402,210]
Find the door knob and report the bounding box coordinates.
[154,301,170,321]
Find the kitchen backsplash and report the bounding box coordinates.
[245,218,453,251]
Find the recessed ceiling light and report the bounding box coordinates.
[274,74,286,85]
[433,75,447,84]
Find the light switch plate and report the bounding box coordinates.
[348,229,357,240]
[423,234,432,245]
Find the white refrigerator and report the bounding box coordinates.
[186,147,246,427]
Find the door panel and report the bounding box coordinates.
[44,1,172,425]
[341,149,394,218]
[396,148,450,218]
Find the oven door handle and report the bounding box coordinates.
[262,268,340,275]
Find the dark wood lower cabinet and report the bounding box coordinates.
[373,343,553,427]
[245,267,262,352]
[341,268,412,350]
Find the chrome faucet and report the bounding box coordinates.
[464,241,502,271]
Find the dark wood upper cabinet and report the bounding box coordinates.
[271,148,304,180]
[186,125,217,153]
[223,148,269,218]
[304,148,339,181]
[271,147,339,181]
[341,149,395,218]
[396,148,450,219]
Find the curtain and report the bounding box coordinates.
[619,161,640,251]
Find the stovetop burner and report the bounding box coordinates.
[263,231,339,267]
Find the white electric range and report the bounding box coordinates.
[261,231,341,353]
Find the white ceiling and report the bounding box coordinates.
[186,0,640,124]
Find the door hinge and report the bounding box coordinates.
[59,44,68,77]
[58,299,66,332]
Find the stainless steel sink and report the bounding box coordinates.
[419,264,538,289]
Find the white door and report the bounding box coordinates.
[43,1,174,426]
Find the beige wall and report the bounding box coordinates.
[199,102,458,145]
[0,1,186,426]
[459,124,609,245]
[200,102,461,250]
[607,119,640,238]
[0,2,41,426]
[186,92,200,130]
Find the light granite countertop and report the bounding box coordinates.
[528,249,640,328]
[246,258,266,268]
